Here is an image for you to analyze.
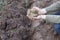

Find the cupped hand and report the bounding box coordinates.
[31,7,47,15]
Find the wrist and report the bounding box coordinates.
[40,15,46,19]
[41,15,46,19]
[41,9,47,14]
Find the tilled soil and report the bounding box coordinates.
[0,0,60,40]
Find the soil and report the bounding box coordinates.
[0,0,60,40]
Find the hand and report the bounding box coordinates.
[27,7,47,20]
[32,15,46,20]
[32,15,42,20]
[31,7,47,15]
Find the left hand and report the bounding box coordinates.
[32,15,46,20]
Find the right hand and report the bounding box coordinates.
[31,7,47,15]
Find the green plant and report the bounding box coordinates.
[0,0,7,11]
[26,0,30,7]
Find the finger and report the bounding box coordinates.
[32,7,41,11]
[33,17,39,20]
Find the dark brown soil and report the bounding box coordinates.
[0,0,60,40]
